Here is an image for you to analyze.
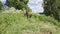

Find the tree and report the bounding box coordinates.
[44,0,60,21]
[44,0,55,16]
[6,0,32,18]
[6,0,29,10]
[54,0,60,21]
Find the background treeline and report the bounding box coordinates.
[6,0,29,10]
[0,0,29,10]
[44,0,60,21]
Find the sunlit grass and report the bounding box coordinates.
[0,9,60,34]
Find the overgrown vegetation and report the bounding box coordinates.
[0,0,60,34]
[0,11,60,34]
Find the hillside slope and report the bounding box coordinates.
[0,11,60,34]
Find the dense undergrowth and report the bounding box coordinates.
[0,10,60,34]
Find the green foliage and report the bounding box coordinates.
[6,0,29,10]
[0,1,2,10]
[55,0,60,21]
[20,0,29,4]
[0,12,60,34]
[44,0,60,21]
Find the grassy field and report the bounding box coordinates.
[0,10,60,34]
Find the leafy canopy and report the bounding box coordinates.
[6,0,29,10]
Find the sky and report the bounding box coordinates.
[28,0,44,13]
[0,0,44,13]
[0,0,6,5]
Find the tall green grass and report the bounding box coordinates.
[0,12,60,34]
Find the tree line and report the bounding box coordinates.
[0,0,29,10]
[44,0,60,21]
